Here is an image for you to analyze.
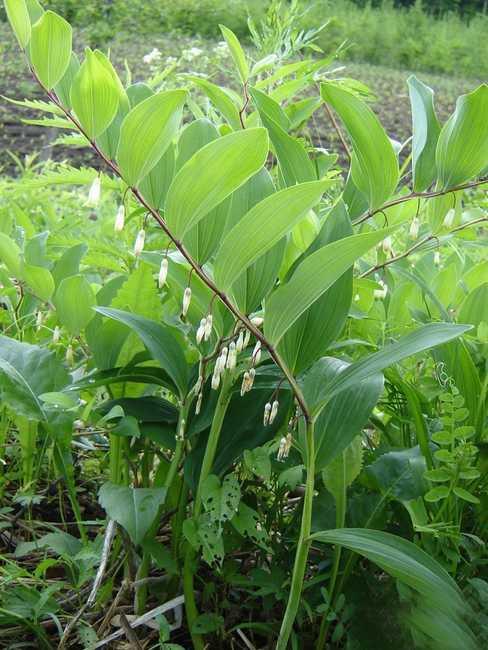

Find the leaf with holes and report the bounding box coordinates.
[201,473,241,527]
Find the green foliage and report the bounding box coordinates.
[0,4,486,649]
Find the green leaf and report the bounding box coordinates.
[277,200,353,373]
[165,128,269,239]
[22,263,55,301]
[215,180,331,291]
[184,76,241,130]
[311,357,383,471]
[54,52,79,109]
[117,90,187,187]
[201,473,241,526]
[5,0,31,48]
[424,485,450,502]
[52,243,87,286]
[70,48,120,140]
[310,528,476,650]
[0,232,22,276]
[54,275,96,335]
[192,613,224,635]
[308,323,472,419]
[95,307,188,397]
[407,75,441,192]
[30,10,72,90]
[321,82,399,208]
[0,336,69,421]
[322,436,363,502]
[243,448,271,482]
[231,502,271,550]
[366,446,427,501]
[436,84,488,188]
[251,88,315,186]
[265,226,397,346]
[98,482,166,545]
[452,487,480,504]
[219,24,249,84]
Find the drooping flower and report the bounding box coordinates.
[134,229,145,256]
[114,205,125,232]
[85,177,101,207]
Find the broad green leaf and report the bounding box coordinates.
[0,336,69,421]
[54,52,80,109]
[231,502,271,551]
[98,482,166,545]
[70,48,120,140]
[176,119,227,264]
[308,323,472,419]
[366,446,427,501]
[95,307,188,397]
[436,84,488,188]
[407,75,440,192]
[225,169,281,313]
[219,24,249,84]
[22,263,55,301]
[5,0,31,48]
[425,485,450,502]
[52,243,87,286]
[116,90,187,186]
[54,275,96,335]
[277,200,353,373]
[30,10,72,90]
[321,82,399,208]
[166,128,269,239]
[185,76,241,130]
[215,179,331,291]
[322,436,363,504]
[310,528,476,650]
[94,50,130,159]
[139,144,175,210]
[201,473,241,526]
[310,357,383,471]
[250,86,290,130]
[452,486,479,504]
[25,0,43,23]
[251,88,315,186]
[265,226,397,346]
[0,232,22,276]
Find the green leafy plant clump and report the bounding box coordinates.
[0,1,487,648]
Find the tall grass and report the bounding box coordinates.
[308,0,488,77]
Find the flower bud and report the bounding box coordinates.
[226,342,236,370]
[35,311,43,331]
[277,433,292,461]
[114,205,125,232]
[52,326,60,344]
[85,176,101,207]
[158,257,168,288]
[434,251,441,267]
[219,347,228,373]
[248,368,255,390]
[409,217,420,239]
[195,392,203,415]
[65,344,74,366]
[236,330,244,353]
[134,229,145,256]
[251,316,264,328]
[194,374,203,395]
[211,365,221,390]
[240,371,250,396]
[443,209,455,228]
[373,280,388,300]
[263,402,271,426]
[269,400,279,425]
[382,236,393,254]
[182,287,192,317]
[204,314,213,341]
[252,340,262,365]
[196,318,207,344]
[243,330,251,349]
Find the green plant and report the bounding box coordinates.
[0,1,487,648]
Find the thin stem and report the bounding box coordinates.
[317,455,347,650]
[353,178,488,226]
[277,419,315,650]
[184,373,234,650]
[360,216,487,278]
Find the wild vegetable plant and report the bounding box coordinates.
[1,0,487,648]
